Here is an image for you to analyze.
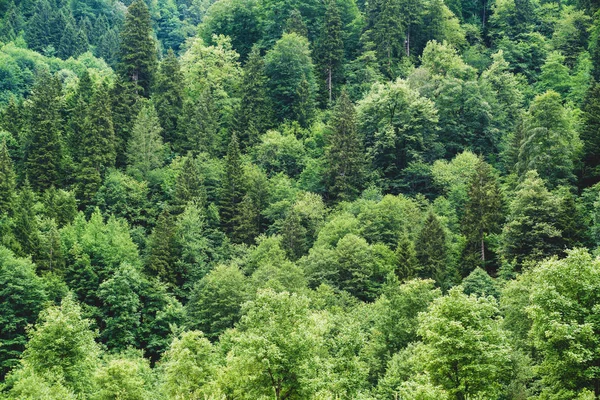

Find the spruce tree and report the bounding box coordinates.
[234,45,273,149]
[24,0,53,53]
[395,234,419,280]
[315,0,344,104]
[68,70,94,165]
[76,83,116,204]
[118,0,158,97]
[220,134,245,237]
[12,181,39,258]
[126,103,165,179]
[25,70,63,192]
[0,140,16,216]
[111,77,140,167]
[416,212,448,287]
[461,159,503,274]
[172,154,205,215]
[146,210,177,285]
[153,49,184,147]
[580,83,600,186]
[293,76,315,128]
[324,91,366,202]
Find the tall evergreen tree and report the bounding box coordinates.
[461,159,503,274]
[146,210,178,285]
[12,181,39,258]
[24,0,53,53]
[220,134,245,238]
[118,0,158,97]
[0,140,16,216]
[172,154,205,214]
[68,70,94,165]
[25,70,63,192]
[315,0,344,104]
[234,45,274,149]
[324,91,366,202]
[126,103,165,179]
[153,49,184,147]
[76,83,116,204]
[416,212,448,287]
[395,234,419,280]
[580,83,600,186]
[111,77,140,167]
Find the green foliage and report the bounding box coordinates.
[126,103,165,179]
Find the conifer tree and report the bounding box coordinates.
[293,76,315,128]
[0,1,22,42]
[126,103,165,179]
[580,83,600,185]
[416,212,448,287]
[461,159,503,274]
[172,154,205,214]
[12,181,39,258]
[76,83,116,203]
[315,0,344,104]
[118,0,158,97]
[111,77,140,167]
[68,70,94,164]
[395,234,419,280]
[324,91,366,202]
[220,134,245,237]
[0,140,16,216]
[284,9,308,37]
[153,49,184,146]
[234,45,273,149]
[25,70,63,192]
[24,0,53,53]
[146,210,178,285]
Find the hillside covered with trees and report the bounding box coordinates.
[1,0,600,397]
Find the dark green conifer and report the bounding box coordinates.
[172,154,205,215]
[324,91,366,202]
[12,181,39,258]
[25,70,63,192]
[146,210,178,285]
[315,0,344,104]
[24,0,52,53]
[153,49,184,146]
[0,140,16,216]
[416,212,448,287]
[395,234,419,280]
[220,134,245,237]
[118,0,158,97]
[111,77,140,167]
[581,83,600,185]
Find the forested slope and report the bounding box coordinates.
[1,0,600,397]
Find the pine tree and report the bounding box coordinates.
[395,234,419,280]
[580,83,600,186]
[220,134,245,237]
[315,0,344,104]
[24,0,53,53]
[416,212,448,287]
[0,140,16,216]
[172,154,205,215]
[324,91,366,202]
[12,181,39,258]
[118,0,158,97]
[146,210,178,285]
[0,1,22,42]
[68,70,94,164]
[234,45,273,149]
[111,77,140,167]
[126,103,165,179]
[153,49,184,146]
[461,159,503,275]
[293,76,315,128]
[76,83,116,204]
[25,70,63,192]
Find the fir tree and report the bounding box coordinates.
[68,70,94,165]
[220,134,245,238]
[0,140,16,216]
[126,103,165,179]
[172,154,205,215]
[416,212,448,287]
[395,234,419,280]
[580,83,600,185]
[284,9,308,37]
[315,0,344,104]
[153,49,184,146]
[324,91,366,202]
[76,83,116,204]
[234,45,273,149]
[111,77,140,167]
[24,0,53,53]
[12,181,39,258]
[461,159,503,274]
[25,70,63,192]
[293,76,315,128]
[146,210,178,285]
[118,0,158,97]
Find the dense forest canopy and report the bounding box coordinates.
[1,0,600,397]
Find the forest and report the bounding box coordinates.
[1,0,600,396]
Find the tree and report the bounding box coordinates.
[111,77,141,167]
[153,49,184,146]
[25,70,63,192]
[220,134,245,238]
[501,170,563,268]
[118,0,157,97]
[93,354,153,400]
[395,234,419,280]
[461,159,503,274]
[324,91,366,202]
[76,83,116,204]
[12,181,39,258]
[16,295,101,395]
[0,247,47,378]
[264,33,317,124]
[186,264,250,340]
[365,0,404,77]
[146,210,177,285]
[0,139,16,216]
[414,288,513,399]
[516,91,579,188]
[234,45,274,149]
[580,83,600,185]
[126,103,165,179]
[172,154,205,214]
[314,0,344,104]
[416,212,448,288]
[24,0,53,53]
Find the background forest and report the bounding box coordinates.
[1,0,600,397]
